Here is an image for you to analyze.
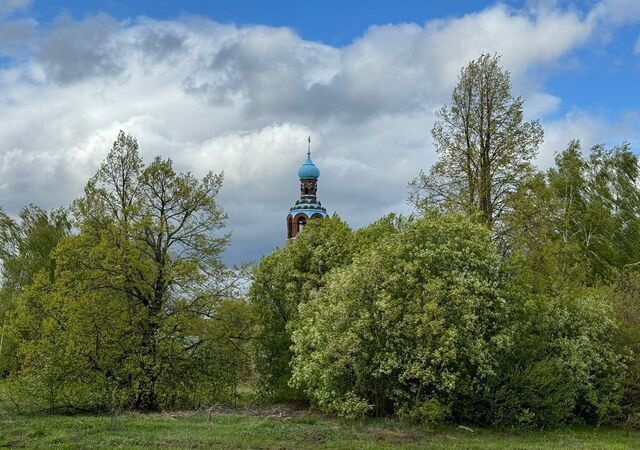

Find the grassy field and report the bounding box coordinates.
[2,405,640,449]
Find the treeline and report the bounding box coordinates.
[1,54,639,428]
[253,209,636,427]
[252,55,640,427]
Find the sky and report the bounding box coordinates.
[0,0,639,264]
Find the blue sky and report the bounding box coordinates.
[1,0,639,263]
[29,0,499,45]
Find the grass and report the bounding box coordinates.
[1,406,640,449]
[0,381,638,449]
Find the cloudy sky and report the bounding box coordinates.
[0,0,639,264]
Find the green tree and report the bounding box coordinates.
[290,213,510,421]
[495,140,638,425]
[288,212,624,426]
[410,54,543,234]
[609,272,640,424]
[0,205,70,376]
[489,266,624,427]
[249,216,354,401]
[507,141,640,286]
[0,205,69,290]
[7,271,127,412]
[71,131,235,410]
[7,131,248,412]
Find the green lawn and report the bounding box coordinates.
[1,407,640,449]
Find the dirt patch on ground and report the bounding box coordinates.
[371,427,421,445]
[155,404,311,420]
[207,404,309,418]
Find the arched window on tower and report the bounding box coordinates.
[287,216,293,239]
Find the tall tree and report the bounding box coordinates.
[67,131,232,410]
[4,133,250,412]
[409,54,543,233]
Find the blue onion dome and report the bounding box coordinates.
[298,154,320,180]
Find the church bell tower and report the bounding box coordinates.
[287,137,328,239]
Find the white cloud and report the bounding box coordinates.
[0,2,637,263]
[635,36,640,54]
[0,0,30,17]
[589,0,640,26]
[539,109,640,168]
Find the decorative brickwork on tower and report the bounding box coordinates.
[287,137,328,239]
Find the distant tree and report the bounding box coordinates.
[0,205,70,290]
[0,206,70,376]
[507,140,640,286]
[410,54,543,235]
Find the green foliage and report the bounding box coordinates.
[0,205,70,376]
[249,213,406,402]
[489,281,623,427]
[173,299,254,408]
[249,215,355,401]
[286,212,625,426]
[399,398,451,427]
[410,53,543,232]
[608,272,640,424]
[6,272,123,412]
[508,141,640,286]
[3,131,249,412]
[290,213,510,421]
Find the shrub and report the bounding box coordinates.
[249,216,355,402]
[290,213,510,421]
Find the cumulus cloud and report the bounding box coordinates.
[37,14,123,84]
[0,1,637,263]
[179,4,594,124]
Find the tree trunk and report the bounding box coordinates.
[135,316,160,411]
